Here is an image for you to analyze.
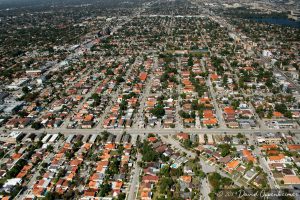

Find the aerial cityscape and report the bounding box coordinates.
[0,0,300,199]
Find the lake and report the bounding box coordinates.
[252,18,300,29]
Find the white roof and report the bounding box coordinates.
[49,134,59,142]
[89,134,97,143]
[9,131,22,138]
[3,178,22,187]
[42,134,52,143]
[41,119,48,124]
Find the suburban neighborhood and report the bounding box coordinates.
[0,0,300,199]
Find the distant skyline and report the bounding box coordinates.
[0,0,100,9]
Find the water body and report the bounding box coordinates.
[252,17,300,29]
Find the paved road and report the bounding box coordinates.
[192,0,268,131]
[61,66,105,129]
[159,136,211,199]
[200,178,211,200]
[175,58,184,129]
[17,152,54,200]
[160,135,243,188]
[127,153,142,200]
[223,56,267,130]
[206,75,226,128]
[160,135,196,158]
[134,56,155,129]
[199,159,214,200]
[273,65,300,93]
[200,159,215,174]
[95,56,138,129]
[247,134,279,189]
[2,126,300,137]
[0,148,14,163]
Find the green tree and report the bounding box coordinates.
[91,93,100,102]
[99,183,111,197]
[47,145,54,152]
[140,141,158,162]
[31,121,43,130]
[159,177,174,193]
[188,55,193,66]
[204,134,208,144]
[118,193,126,200]
[22,86,29,94]
[236,133,243,139]
[275,104,287,114]
[150,104,165,118]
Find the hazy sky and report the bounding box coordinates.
[0,0,95,9]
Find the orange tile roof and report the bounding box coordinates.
[243,66,254,71]
[84,190,96,197]
[180,175,192,183]
[11,153,22,160]
[70,159,82,167]
[76,95,83,101]
[211,74,219,80]
[113,181,123,189]
[83,143,92,150]
[141,191,150,198]
[283,175,300,184]
[84,115,94,122]
[90,173,101,181]
[203,110,214,118]
[142,175,159,183]
[184,118,195,123]
[242,150,257,163]
[226,160,239,169]
[71,166,78,172]
[124,144,132,149]
[88,181,98,188]
[54,153,64,160]
[105,143,115,150]
[23,164,32,171]
[203,118,218,125]
[266,150,280,155]
[273,111,283,118]
[66,172,75,181]
[261,144,278,150]
[96,161,109,172]
[139,72,147,81]
[146,101,156,107]
[148,137,157,142]
[224,107,235,115]
[16,171,27,178]
[33,187,44,196]
[199,98,211,104]
[99,152,111,161]
[287,145,300,151]
[177,133,189,140]
[269,154,285,161]
[95,166,103,172]
[182,79,192,86]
